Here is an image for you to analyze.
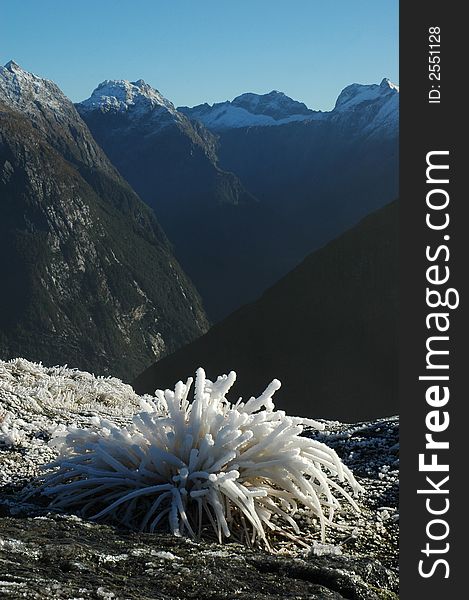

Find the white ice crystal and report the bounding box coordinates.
[0,411,27,447]
[40,368,363,550]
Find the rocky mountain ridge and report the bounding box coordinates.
[0,61,208,380]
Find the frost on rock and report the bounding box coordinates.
[0,358,149,486]
[0,358,144,419]
[39,368,363,550]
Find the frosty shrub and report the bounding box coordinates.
[40,369,363,549]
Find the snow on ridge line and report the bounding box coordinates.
[178,102,318,130]
[180,79,399,131]
[76,73,398,131]
[1,60,398,133]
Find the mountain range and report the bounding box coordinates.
[180,78,398,132]
[197,78,398,259]
[0,60,208,381]
[77,77,398,321]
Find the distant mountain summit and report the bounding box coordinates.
[77,78,220,161]
[180,78,399,132]
[78,79,182,131]
[334,78,399,111]
[0,61,208,379]
[332,78,399,133]
[179,90,318,130]
[232,90,313,119]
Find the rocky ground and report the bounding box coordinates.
[0,359,399,599]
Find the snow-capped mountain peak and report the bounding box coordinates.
[0,59,68,115]
[179,90,317,131]
[0,61,120,172]
[380,77,399,92]
[334,79,399,111]
[78,79,178,119]
[330,78,399,134]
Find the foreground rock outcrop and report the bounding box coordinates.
[0,359,398,599]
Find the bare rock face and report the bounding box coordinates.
[0,62,208,381]
[0,516,398,599]
[0,359,398,599]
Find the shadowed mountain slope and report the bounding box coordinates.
[134,201,398,422]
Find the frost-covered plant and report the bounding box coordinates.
[40,369,363,549]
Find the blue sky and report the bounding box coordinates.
[2,0,398,111]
